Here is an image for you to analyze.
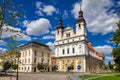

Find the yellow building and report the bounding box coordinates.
[19,41,52,72]
[0,41,52,72]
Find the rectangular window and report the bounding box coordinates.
[67,48,69,54]
[25,59,27,63]
[34,51,37,56]
[73,48,75,53]
[29,50,30,56]
[28,58,30,63]
[62,49,64,54]
[34,58,37,63]
[66,33,70,37]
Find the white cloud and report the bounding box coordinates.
[23,20,29,27]
[105,56,113,61]
[71,0,119,34]
[1,25,31,41]
[24,18,51,36]
[0,48,7,54]
[35,11,44,16]
[51,31,55,35]
[36,1,42,9]
[94,45,113,54]
[62,10,68,19]
[43,5,56,15]
[42,35,54,39]
[0,40,6,46]
[46,42,55,54]
[35,1,57,16]
[118,1,120,5]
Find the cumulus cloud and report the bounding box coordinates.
[62,10,68,19]
[46,42,55,54]
[1,25,31,41]
[71,0,119,34]
[42,35,54,39]
[0,48,7,54]
[43,5,56,15]
[36,1,42,9]
[0,40,6,46]
[105,56,113,61]
[35,1,57,16]
[50,31,55,35]
[118,1,120,5]
[24,18,51,36]
[94,45,113,54]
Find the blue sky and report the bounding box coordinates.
[0,0,120,64]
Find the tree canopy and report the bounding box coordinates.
[111,20,120,71]
[111,21,120,46]
[0,0,24,39]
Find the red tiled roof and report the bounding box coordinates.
[98,53,104,57]
[51,56,56,59]
[87,42,95,51]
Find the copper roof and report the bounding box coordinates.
[87,42,95,51]
[51,56,56,59]
[97,53,104,57]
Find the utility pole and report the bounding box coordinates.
[16,53,19,80]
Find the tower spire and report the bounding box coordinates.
[76,2,86,24]
[56,12,64,30]
[80,2,82,11]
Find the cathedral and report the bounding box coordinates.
[54,7,104,72]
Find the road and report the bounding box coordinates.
[0,72,69,80]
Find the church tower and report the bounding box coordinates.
[55,18,64,40]
[76,4,87,40]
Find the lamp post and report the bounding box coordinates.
[16,50,20,80]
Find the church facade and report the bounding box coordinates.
[55,8,104,72]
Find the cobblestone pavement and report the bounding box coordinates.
[0,73,69,80]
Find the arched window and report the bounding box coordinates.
[58,31,59,34]
[79,24,81,29]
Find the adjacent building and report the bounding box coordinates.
[54,8,104,72]
[19,41,52,72]
[0,41,52,72]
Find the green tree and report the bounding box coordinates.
[111,21,120,46]
[108,61,113,70]
[37,63,44,71]
[0,0,24,39]
[2,61,11,70]
[112,48,120,71]
[52,65,58,71]
[67,64,74,71]
[111,20,120,71]
[11,63,18,70]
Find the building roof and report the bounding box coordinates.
[87,42,95,51]
[97,53,104,57]
[51,56,56,59]
[19,40,51,51]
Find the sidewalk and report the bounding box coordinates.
[67,73,83,80]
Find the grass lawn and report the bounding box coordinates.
[79,74,100,79]
[93,75,120,80]
[98,72,120,74]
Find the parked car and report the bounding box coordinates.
[0,70,5,72]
